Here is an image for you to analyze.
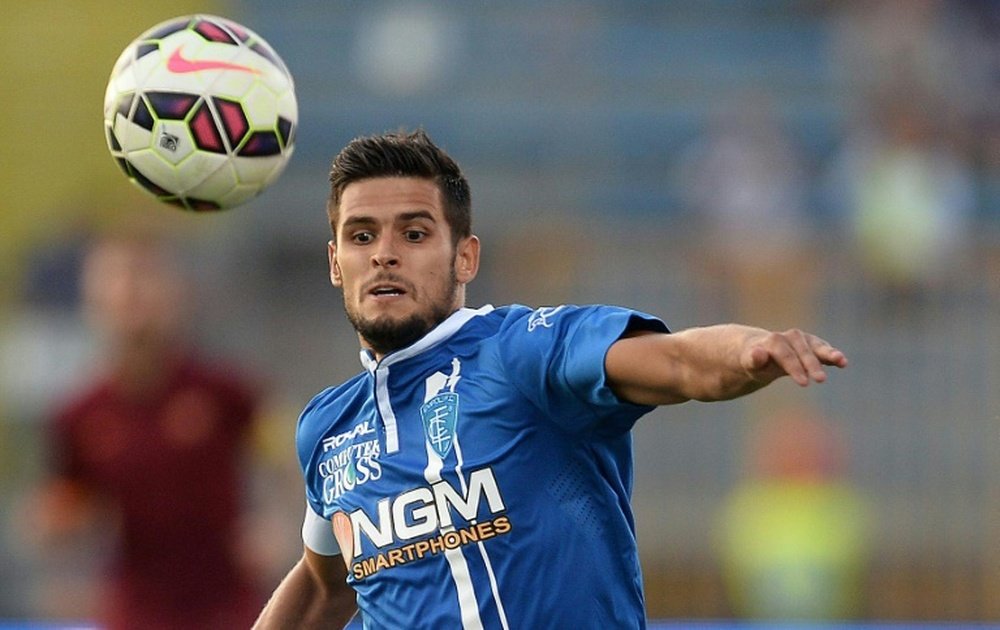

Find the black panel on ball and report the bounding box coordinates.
[277,117,294,148]
[219,18,251,43]
[147,92,199,120]
[116,93,135,121]
[238,131,281,157]
[249,42,284,75]
[115,158,130,176]
[106,125,122,152]
[133,97,155,131]
[127,161,171,197]
[136,42,159,60]
[186,197,223,211]
[148,18,191,41]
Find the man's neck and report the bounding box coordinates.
[108,338,181,398]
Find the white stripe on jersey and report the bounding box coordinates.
[454,437,511,630]
[374,365,400,454]
[421,359,510,630]
[424,441,483,630]
[422,363,483,629]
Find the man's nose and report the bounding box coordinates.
[371,240,399,268]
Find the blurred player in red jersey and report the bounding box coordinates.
[25,228,266,629]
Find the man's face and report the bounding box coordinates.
[82,240,187,348]
[329,176,479,357]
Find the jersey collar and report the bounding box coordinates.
[359,305,495,373]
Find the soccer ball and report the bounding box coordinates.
[103,15,297,211]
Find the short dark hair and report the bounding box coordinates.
[327,129,472,245]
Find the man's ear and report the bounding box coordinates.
[328,240,342,287]
[455,235,480,285]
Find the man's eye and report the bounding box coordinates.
[353,232,374,244]
[404,230,426,242]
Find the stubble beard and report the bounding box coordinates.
[344,266,459,357]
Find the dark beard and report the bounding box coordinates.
[351,311,444,356]
[345,269,458,356]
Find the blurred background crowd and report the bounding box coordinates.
[0,0,997,625]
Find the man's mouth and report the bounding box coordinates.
[368,283,407,298]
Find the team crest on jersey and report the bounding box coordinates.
[421,392,458,458]
[421,357,462,459]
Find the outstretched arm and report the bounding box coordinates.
[605,325,847,406]
[254,547,357,629]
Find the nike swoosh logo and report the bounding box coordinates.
[166,46,260,74]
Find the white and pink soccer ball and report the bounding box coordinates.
[103,15,297,211]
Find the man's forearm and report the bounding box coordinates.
[666,324,773,401]
[606,324,846,406]
[254,555,357,629]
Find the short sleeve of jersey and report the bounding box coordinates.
[301,502,341,556]
[498,304,668,435]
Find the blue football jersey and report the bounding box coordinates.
[297,304,668,629]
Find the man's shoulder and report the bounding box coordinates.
[473,303,635,337]
[453,304,584,348]
[175,354,262,400]
[466,304,535,332]
[302,373,368,416]
[51,379,113,429]
[439,305,537,354]
[295,373,371,465]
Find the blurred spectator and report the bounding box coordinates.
[18,227,269,629]
[714,407,870,621]
[827,0,997,128]
[826,0,994,278]
[827,99,976,300]
[674,95,818,329]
